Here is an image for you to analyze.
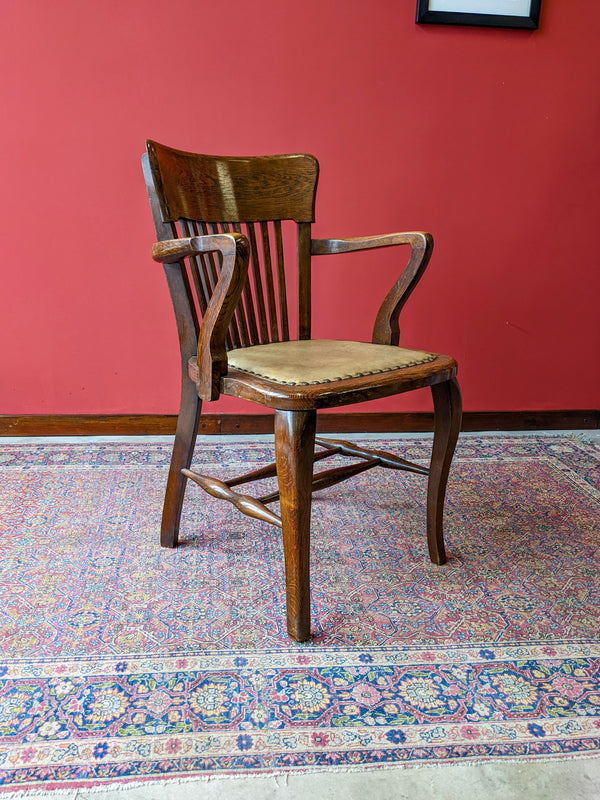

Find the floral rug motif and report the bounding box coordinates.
[0,434,599,791]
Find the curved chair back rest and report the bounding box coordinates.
[143,141,319,351]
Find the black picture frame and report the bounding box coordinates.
[416,0,541,29]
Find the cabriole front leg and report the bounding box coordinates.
[427,377,462,564]
[274,409,317,642]
[161,377,202,548]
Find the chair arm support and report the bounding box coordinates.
[152,234,250,401]
[312,232,433,346]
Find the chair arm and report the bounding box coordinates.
[152,234,250,401]
[311,232,433,346]
[151,235,238,262]
[311,232,425,255]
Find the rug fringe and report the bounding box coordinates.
[7,751,600,797]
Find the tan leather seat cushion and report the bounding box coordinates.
[227,339,436,386]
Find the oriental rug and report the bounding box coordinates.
[0,433,599,792]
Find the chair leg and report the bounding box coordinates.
[161,378,202,548]
[427,377,462,565]
[274,409,317,642]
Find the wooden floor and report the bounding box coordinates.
[0,409,598,437]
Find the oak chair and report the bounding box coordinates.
[142,140,462,642]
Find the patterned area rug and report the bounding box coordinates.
[0,434,599,791]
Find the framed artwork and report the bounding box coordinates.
[416,0,541,29]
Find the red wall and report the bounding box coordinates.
[1,0,598,415]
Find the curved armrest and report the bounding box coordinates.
[311,232,424,255]
[152,233,250,401]
[311,231,433,346]
[151,234,242,263]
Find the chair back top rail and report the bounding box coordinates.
[146,140,318,224]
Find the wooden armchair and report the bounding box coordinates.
[142,141,462,642]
